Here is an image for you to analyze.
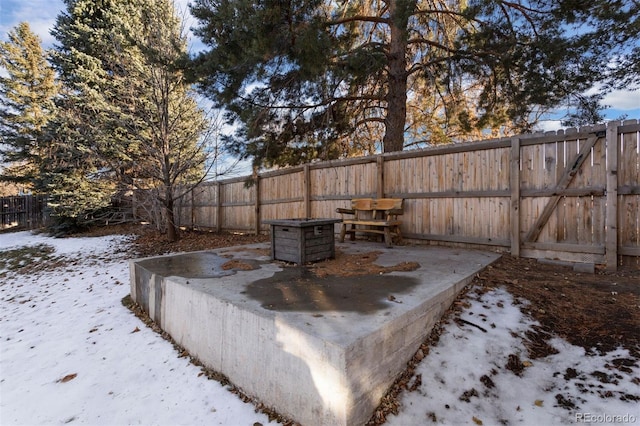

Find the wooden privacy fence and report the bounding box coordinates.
[135,120,639,270]
[0,195,49,230]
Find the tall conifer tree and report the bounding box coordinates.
[49,0,209,239]
[0,22,58,187]
[190,0,638,169]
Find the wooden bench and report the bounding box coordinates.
[335,198,404,247]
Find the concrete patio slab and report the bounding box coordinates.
[129,242,500,426]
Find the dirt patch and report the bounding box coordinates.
[222,259,257,271]
[0,243,71,277]
[474,255,640,358]
[308,249,420,277]
[131,227,269,257]
[219,247,271,258]
[74,223,269,257]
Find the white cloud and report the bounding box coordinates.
[535,120,565,132]
[602,89,640,111]
[0,0,64,48]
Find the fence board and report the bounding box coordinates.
[618,126,639,265]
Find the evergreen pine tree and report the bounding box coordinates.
[49,0,209,239]
[190,0,638,169]
[124,0,209,241]
[0,22,58,187]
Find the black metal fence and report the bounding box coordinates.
[0,195,49,230]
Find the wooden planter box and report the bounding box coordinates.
[264,218,342,264]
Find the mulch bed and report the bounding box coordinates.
[476,255,639,358]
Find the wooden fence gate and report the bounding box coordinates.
[507,126,631,269]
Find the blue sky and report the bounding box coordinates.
[0,0,203,52]
[1,0,638,128]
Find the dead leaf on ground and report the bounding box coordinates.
[57,373,77,383]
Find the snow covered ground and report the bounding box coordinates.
[1,231,638,425]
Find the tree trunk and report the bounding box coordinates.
[382,0,413,153]
[165,186,178,242]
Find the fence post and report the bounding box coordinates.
[1,196,6,228]
[190,188,195,229]
[303,164,311,218]
[510,137,521,256]
[376,155,384,198]
[605,121,619,271]
[216,182,222,233]
[25,195,31,228]
[254,175,261,235]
